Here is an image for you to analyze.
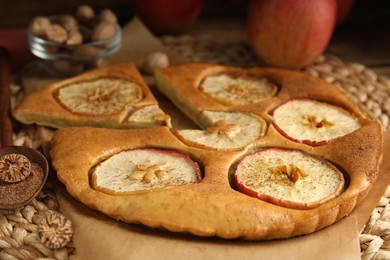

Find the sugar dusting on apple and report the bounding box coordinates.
[247,0,337,68]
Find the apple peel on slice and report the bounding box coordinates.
[91,148,202,195]
[174,110,266,150]
[234,148,345,210]
[271,99,362,146]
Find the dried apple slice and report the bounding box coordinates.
[91,148,202,194]
[175,110,265,150]
[272,99,362,146]
[234,148,345,209]
[126,105,171,127]
[199,73,277,106]
[56,77,142,116]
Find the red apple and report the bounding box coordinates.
[131,0,203,35]
[0,28,34,71]
[335,0,355,26]
[247,0,337,68]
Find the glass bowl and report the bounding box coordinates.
[28,21,121,77]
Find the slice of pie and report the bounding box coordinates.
[13,63,171,129]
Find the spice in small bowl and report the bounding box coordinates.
[28,5,122,76]
[0,146,49,210]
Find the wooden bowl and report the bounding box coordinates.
[0,146,49,210]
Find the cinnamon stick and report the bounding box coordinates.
[0,48,13,147]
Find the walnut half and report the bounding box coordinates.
[128,164,169,184]
[206,120,241,137]
[0,153,31,183]
[269,164,308,185]
[38,213,73,249]
[302,115,334,128]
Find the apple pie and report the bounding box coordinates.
[13,63,171,129]
[50,63,383,240]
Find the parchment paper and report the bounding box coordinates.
[56,133,389,260]
[20,17,389,259]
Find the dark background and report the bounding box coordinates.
[0,0,389,71]
[0,0,389,27]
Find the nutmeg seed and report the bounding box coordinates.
[91,22,116,41]
[77,5,95,23]
[45,24,68,43]
[72,45,102,57]
[30,16,51,38]
[66,30,83,45]
[100,8,118,25]
[57,15,78,31]
[143,52,170,75]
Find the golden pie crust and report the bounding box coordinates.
[13,63,171,129]
[50,63,383,240]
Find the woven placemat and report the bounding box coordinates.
[2,34,389,259]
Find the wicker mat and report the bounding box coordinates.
[1,34,389,259]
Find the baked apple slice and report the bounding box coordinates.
[234,148,345,209]
[125,105,171,127]
[271,99,362,146]
[55,77,142,116]
[199,73,277,106]
[91,148,202,194]
[174,110,266,150]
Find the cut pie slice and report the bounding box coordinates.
[174,110,266,150]
[13,63,171,129]
[234,148,345,210]
[271,99,362,146]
